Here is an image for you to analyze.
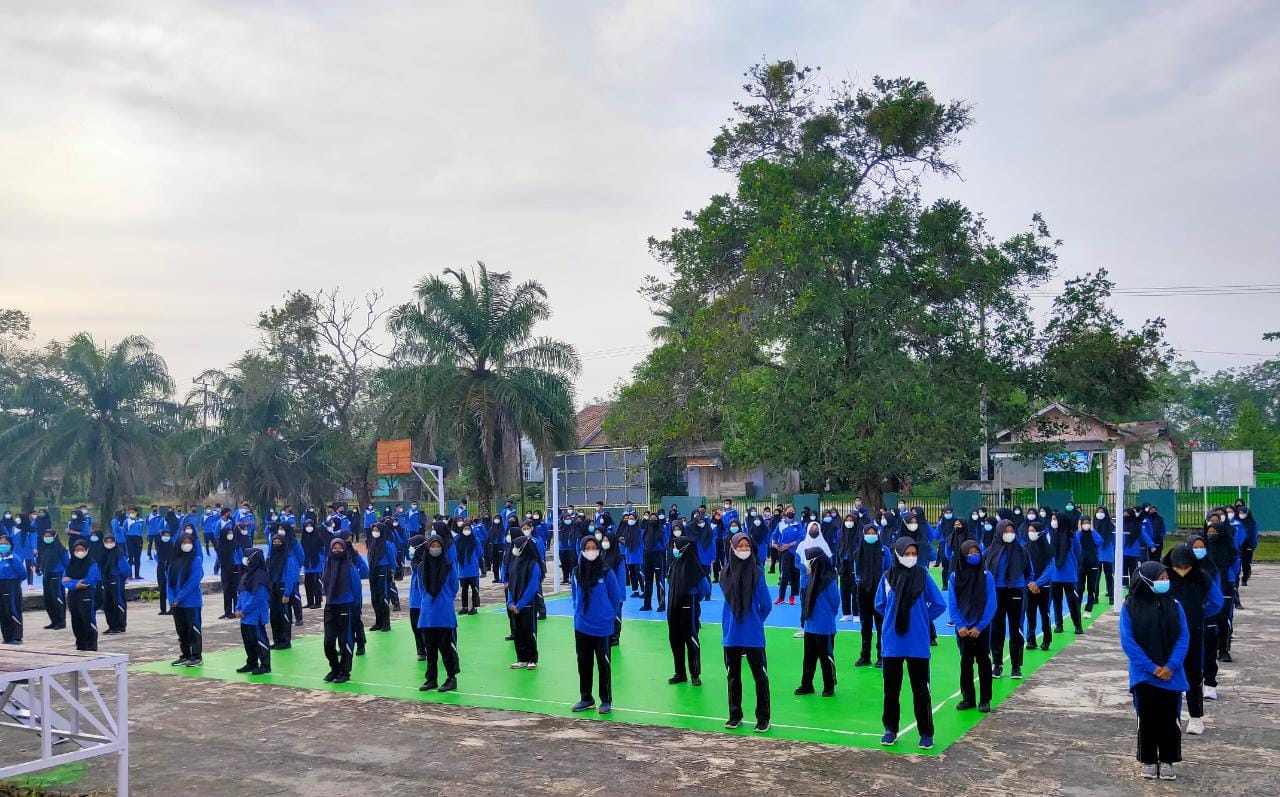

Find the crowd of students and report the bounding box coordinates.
[0,495,1260,777]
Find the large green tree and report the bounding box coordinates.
[384,263,579,511]
[0,333,176,515]
[1227,400,1278,472]
[607,62,1057,504]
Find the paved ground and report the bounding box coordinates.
[3,566,1278,796]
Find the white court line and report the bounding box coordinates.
[173,664,883,737]
[900,689,963,737]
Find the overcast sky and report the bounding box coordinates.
[2,0,1277,407]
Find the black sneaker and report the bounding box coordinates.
[420,681,438,692]
[236,664,255,673]
[978,702,991,713]
[356,645,366,656]
[668,675,687,684]
[794,685,815,695]
[185,658,202,667]
[333,673,349,683]
[251,666,271,675]
[417,654,427,662]
[1040,642,1050,651]
[691,677,702,687]
[853,656,871,667]
[171,657,188,666]
[874,658,884,669]
[992,666,1003,678]
[820,688,834,697]
[438,677,457,693]
[1011,667,1023,679]
[1054,625,1064,634]
[956,700,976,711]
[323,672,337,682]
[754,720,771,733]
[724,717,742,729]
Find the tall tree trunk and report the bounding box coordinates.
[861,476,885,513]
[497,411,521,510]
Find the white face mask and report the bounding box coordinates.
[594,533,603,541]
[74,550,88,559]
[1049,519,1059,529]
[582,549,600,562]
[276,530,286,537]
[627,519,636,526]
[897,554,918,569]
[672,529,682,537]
[844,521,855,529]
[1096,512,1105,520]
[733,548,751,560]
[462,528,472,536]
[1026,513,1037,521]
[906,523,919,532]
[372,530,383,539]
[522,529,532,536]
[428,547,442,557]
[1028,531,1041,541]
[1002,532,1016,543]
[180,543,193,552]
[601,539,611,550]
[226,533,234,541]
[104,541,116,549]
[305,526,314,532]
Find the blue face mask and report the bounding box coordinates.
[965,552,982,565]
[671,548,682,559]
[863,534,878,544]
[0,544,10,555]
[1192,547,1207,560]
[1151,580,1171,594]
[943,513,953,520]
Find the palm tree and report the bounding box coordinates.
[176,356,339,513]
[385,263,580,510]
[0,333,176,516]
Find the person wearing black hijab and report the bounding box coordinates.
[665,535,709,685]
[365,519,396,632]
[948,539,996,712]
[1075,513,1103,612]
[166,529,204,666]
[852,523,889,668]
[213,519,243,620]
[570,536,623,713]
[321,537,365,682]
[1121,508,1152,593]
[454,520,482,615]
[404,534,429,661]
[1236,504,1258,587]
[1022,521,1055,651]
[413,534,460,692]
[62,537,101,651]
[1202,521,1237,665]
[984,519,1030,679]
[506,536,541,669]
[36,525,69,630]
[1163,542,1223,736]
[1046,511,1085,636]
[235,548,272,675]
[1120,560,1188,780]
[98,530,130,635]
[597,527,625,646]
[639,510,668,612]
[795,547,839,697]
[837,513,861,621]
[875,536,945,749]
[266,524,300,650]
[299,516,325,609]
[720,532,772,733]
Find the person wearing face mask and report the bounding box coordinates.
[852,524,890,667]
[0,533,26,644]
[665,535,709,685]
[595,529,625,646]
[454,521,482,615]
[1093,507,1117,603]
[1075,515,1103,612]
[1161,542,1222,736]
[1022,521,1056,651]
[122,505,145,580]
[151,515,177,615]
[321,537,368,682]
[837,514,861,621]
[570,536,624,713]
[213,519,244,620]
[639,512,669,612]
[941,518,971,592]
[876,538,946,748]
[721,532,773,733]
[299,519,326,609]
[266,525,301,650]
[795,546,840,697]
[63,537,101,651]
[98,531,130,635]
[1222,506,1246,610]
[234,548,272,675]
[413,534,460,692]
[1236,504,1257,588]
[1141,504,1166,562]
[949,539,996,712]
[36,526,69,630]
[1121,508,1154,594]
[167,531,204,666]
[366,520,397,632]
[793,522,833,634]
[506,536,541,669]
[984,520,1031,679]
[1201,520,1237,666]
[1120,561,1188,781]
[557,511,579,585]
[1046,512,1084,635]
[935,507,956,574]
[362,504,378,543]
[621,512,645,598]
[692,512,718,589]
[771,509,802,606]
[405,534,429,660]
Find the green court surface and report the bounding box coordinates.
[136,590,1110,754]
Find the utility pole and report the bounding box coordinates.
[979,301,989,482]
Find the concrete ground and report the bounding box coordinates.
[3,566,1278,796]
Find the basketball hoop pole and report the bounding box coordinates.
[410,462,446,517]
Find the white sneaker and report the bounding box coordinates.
[1204,685,1218,700]
[1141,764,1158,779]
[793,630,804,638]
[510,661,527,669]
[1186,718,1204,735]
[1159,763,1177,781]
[526,662,538,670]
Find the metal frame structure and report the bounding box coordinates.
[410,461,446,516]
[549,467,561,594]
[0,649,129,795]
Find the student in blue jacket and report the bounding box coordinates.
[266,526,300,650]
[1094,506,1117,602]
[321,537,365,682]
[1163,541,1222,737]
[1022,522,1055,650]
[36,527,70,630]
[639,511,668,612]
[771,511,802,605]
[404,535,429,661]
[665,535,710,685]
[984,520,1031,679]
[299,518,325,609]
[1047,512,1085,634]
[720,532,773,733]
[235,548,271,675]
[98,531,130,635]
[1121,508,1153,592]
[876,537,945,748]
[949,539,997,712]
[167,531,204,666]
[63,537,101,651]
[853,524,890,667]
[620,512,645,598]
[454,521,482,615]
[571,536,624,714]
[0,534,26,644]
[365,520,397,632]
[1075,515,1104,612]
[795,547,840,697]
[213,524,242,620]
[1120,561,1189,781]
[414,534,460,692]
[506,535,542,669]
